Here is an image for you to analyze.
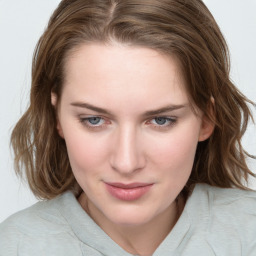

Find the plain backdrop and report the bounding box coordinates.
[0,0,255,223]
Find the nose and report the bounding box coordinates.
[110,125,146,174]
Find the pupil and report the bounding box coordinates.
[89,117,101,125]
[155,117,166,125]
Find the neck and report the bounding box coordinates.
[78,193,184,256]
[109,204,180,256]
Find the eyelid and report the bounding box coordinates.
[145,116,177,128]
[86,116,104,126]
[78,115,177,131]
[79,115,111,129]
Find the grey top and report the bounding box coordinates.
[1,184,256,256]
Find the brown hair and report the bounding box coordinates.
[11,0,255,199]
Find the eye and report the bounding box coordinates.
[79,116,106,128]
[147,116,177,128]
[87,117,102,125]
[154,117,170,125]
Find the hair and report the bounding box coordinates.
[11,0,255,199]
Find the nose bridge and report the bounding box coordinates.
[110,124,144,174]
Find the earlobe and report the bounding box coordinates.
[51,92,64,139]
[198,116,215,142]
[198,98,215,142]
[56,121,64,139]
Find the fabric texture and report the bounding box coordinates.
[1,183,256,256]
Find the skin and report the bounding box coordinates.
[53,44,214,255]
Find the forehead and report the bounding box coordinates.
[62,43,189,111]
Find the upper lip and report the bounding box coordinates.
[105,182,153,189]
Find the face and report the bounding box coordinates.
[55,44,212,228]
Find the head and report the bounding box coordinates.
[11,0,255,200]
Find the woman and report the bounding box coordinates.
[1,0,255,255]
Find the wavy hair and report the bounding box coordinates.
[11,0,255,199]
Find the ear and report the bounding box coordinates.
[51,92,64,139]
[198,98,215,142]
[198,115,215,142]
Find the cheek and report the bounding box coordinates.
[63,127,108,174]
[147,124,200,173]
[170,135,198,165]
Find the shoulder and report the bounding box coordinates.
[194,183,256,215]
[0,191,80,255]
[188,184,256,254]
[0,193,71,234]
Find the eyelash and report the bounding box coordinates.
[79,116,109,130]
[78,116,177,130]
[146,117,177,129]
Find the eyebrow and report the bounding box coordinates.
[71,102,113,115]
[143,104,187,116]
[70,102,187,116]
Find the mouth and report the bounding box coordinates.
[105,182,153,201]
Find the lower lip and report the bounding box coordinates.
[105,184,153,201]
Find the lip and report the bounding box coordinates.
[105,182,153,201]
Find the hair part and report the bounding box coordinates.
[11,0,255,199]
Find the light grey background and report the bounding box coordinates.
[0,0,255,222]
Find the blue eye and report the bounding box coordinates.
[80,116,105,128]
[148,117,177,128]
[153,117,175,125]
[87,117,102,125]
[154,117,169,125]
